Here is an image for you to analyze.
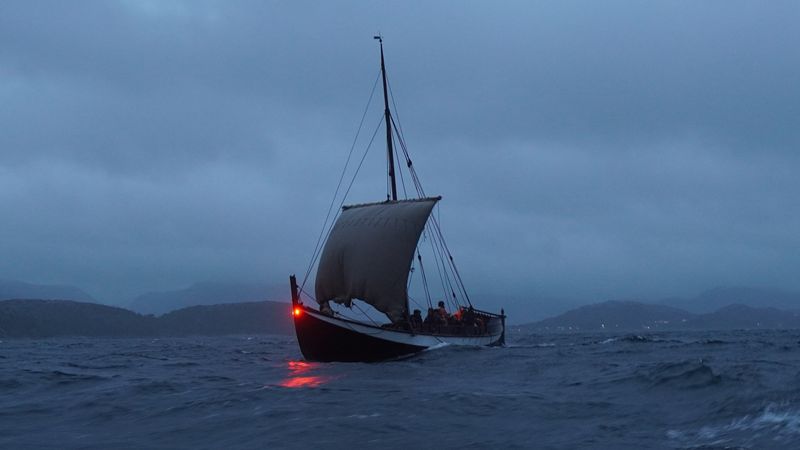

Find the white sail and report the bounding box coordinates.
[315,197,440,322]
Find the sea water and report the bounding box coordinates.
[2,330,800,449]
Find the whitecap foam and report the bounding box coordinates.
[346,413,381,419]
[667,403,800,447]
[505,342,556,348]
[423,342,452,352]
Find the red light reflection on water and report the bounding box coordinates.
[280,360,329,388]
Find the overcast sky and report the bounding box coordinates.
[1,1,798,319]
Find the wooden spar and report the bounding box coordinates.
[499,308,506,346]
[289,274,299,307]
[375,35,406,320]
[375,35,398,202]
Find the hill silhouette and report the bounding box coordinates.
[662,286,800,313]
[524,301,800,332]
[129,282,288,315]
[0,299,292,338]
[530,301,692,331]
[158,301,294,335]
[0,280,96,303]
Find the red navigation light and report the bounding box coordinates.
[292,307,302,317]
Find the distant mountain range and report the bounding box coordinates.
[0,299,293,338]
[527,301,691,331]
[523,301,800,332]
[660,286,800,313]
[0,280,96,303]
[0,279,291,316]
[4,280,800,334]
[128,282,288,315]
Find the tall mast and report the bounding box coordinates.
[375,35,398,201]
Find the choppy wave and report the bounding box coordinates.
[2,331,800,448]
[668,403,800,448]
[644,360,722,389]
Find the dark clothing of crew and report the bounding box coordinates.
[434,300,448,325]
[410,309,423,329]
[463,307,476,326]
[424,308,437,325]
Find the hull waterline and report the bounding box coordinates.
[292,305,505,362]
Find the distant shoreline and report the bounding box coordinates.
[5,298,800,338]
[0,299,294,338]
[518,301,800,333]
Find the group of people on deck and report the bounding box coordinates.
[408,301,486,334]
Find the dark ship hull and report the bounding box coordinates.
[292,304,505,362]
[290,277,505,363]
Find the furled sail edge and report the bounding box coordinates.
[341,196,442,211]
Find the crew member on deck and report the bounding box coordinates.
[410,309,423,329]
[437,301,449,322]
[424,308,437,329]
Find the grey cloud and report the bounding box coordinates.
[1,1,799,321]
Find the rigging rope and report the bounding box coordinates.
[429,214,472,306]
[416,252,433,308]
[300,71,381,291]
[428,236,448,300]
[407,295,426,313]
[392,127,409,199]
[387,82,473,310]
[393,120,426,197]
[425,209,462,307]
[353,301,381,327]
[300,114,385,292]
[387,80,408,147]
[300,67,474,321]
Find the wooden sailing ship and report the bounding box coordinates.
[289,37,505,362]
